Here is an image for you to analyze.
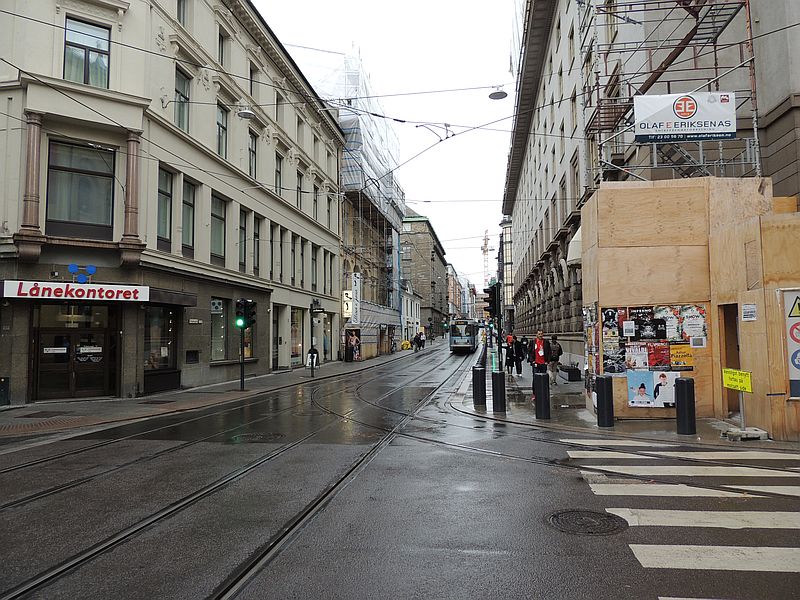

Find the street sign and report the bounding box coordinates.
[722,368,752,393]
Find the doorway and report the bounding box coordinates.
[272,312,279,370]
[719,304,741,419]
[37,331,109,399]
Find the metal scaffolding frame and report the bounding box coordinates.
[578,0,761,194]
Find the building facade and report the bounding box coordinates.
[400,210,447,338]
[0,0,343,403]
[400,279,421,343]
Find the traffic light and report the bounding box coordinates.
[235,298,246,329]
[235,299,257,329]
[483,286,497,319]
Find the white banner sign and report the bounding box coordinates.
[3,280,150,302]
[342,290,353,318]
[634,92,736,143]
[350,273,362,325]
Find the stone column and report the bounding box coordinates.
[15,111,46,262]
[119,130,145,266]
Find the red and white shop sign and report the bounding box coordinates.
[3,280,149,302]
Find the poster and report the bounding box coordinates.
[627,371,655,407]
[622,320,636,337]
[616,307,628,330]
[636,319,667,341]
[680,304,707,341]
[603,340,626,375]
[601,307,620,339]
[654,305,682,341]
[652,372,679,408]
[625,342,649,369]
[669,342,694,371]
[647,342,671,370]
[629,306,654,322]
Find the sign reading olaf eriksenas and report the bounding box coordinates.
[634,92,736,143]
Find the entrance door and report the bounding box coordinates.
[272,312,279,370]
[719,304,741,418]
[37,331,109,399]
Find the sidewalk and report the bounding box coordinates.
[465,346,800,451]
[0,345,428,442]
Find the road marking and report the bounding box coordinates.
[607,508,800,529]
[723,485,800,497]
[653,451,800,461]
[568,450,651,459]
[561,438,675,447]
[585,465,800,477]
[588,483,755,497]
[630,545,800,572]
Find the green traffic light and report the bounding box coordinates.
[235,317,245,328]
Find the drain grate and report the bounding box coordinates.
[231,432,284,443]
[547,510,628,536]
[16,411,72,419]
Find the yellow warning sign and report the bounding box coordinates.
[722,368,753,393]
[789,295,800,318]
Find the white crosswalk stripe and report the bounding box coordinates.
[566,436,800,589]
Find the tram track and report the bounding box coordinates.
[0,349,470,600]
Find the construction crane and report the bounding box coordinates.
[480,230,495,288]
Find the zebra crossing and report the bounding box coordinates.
[563,436,800,598]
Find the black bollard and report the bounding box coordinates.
[472,366,486,406]
[675,377,696,435]
[533,372,551,420]
[596,374,614,427]
[491,370,506,412]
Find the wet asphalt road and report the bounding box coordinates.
[0,344,798,599]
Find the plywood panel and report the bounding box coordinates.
[708,177,772,230]
[581,192,599,250]
[709,219,761,302]
[597,246,710,307]
[582,245,599,305]
[760,214,800,286]
[773,196,799,214]
[598,184,708,248]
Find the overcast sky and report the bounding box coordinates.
[255,0,515,287]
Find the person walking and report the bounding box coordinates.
[513,335,525,375]
[505,340,515,375]
[420,330,426,349]
[412,332,420,352]
[528,330,551,375]
[548,335,563,385]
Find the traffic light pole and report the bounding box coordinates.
[239,326,245,391]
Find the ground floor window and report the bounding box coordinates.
[210,298,227,360]
[144,306,177,370]
[290,307,303,367]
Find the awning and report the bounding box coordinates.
[566,226,582,267]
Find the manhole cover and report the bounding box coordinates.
[16,411,72,419]
[547,510,628,536]
[231,432,284,443]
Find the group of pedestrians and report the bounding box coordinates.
[502,330,563,385]
[411,330,426,352]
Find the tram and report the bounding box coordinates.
[449,318,479,354]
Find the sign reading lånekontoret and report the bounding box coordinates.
[634,92,736,143]
[3,280,150,301]
[722,368,753,393]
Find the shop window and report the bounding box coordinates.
[64,17,110,89]
[210,297,227,360]
[46,141,114,240]
[290,307,303,367]
[144,306,177,370]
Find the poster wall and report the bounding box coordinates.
[594,303,708,408]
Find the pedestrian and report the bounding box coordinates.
[420,330,426,348]
[505,341,515,374]
[528,330,551,376]
[413,332,420,352]
[548,335,563,385]
[513,335,524,375]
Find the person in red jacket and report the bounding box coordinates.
[528,330,551,375]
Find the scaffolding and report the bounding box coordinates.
[578,0,760,193]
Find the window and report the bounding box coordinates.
[568,26,575,66]
[274,152,283,195]
[217,29,227,66]
[296,117,304,146]
[327,196,332,229]
[239,209,247,272]
[313,185,319,220]
[275,92,284,124]
[174,68,190,132]
[248,130,257,178]
[177,0,188,26]
[300,240,305,287]
[269,224,274,280]
[144,306,177,370]
[296,170,303,208]
[291,235,296,285]
[311,245,318,291]
[64,18,110,88]
[157,167,172,251]
[249,63,258,98]
[210,298,227,360]
[216,104,228,158]
[182,180,195,257]
[253,218,260,276]
[211,196,225,266]
[46,141,114,240]
[605,0,618,43]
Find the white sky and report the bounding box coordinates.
[254,0,515,287]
